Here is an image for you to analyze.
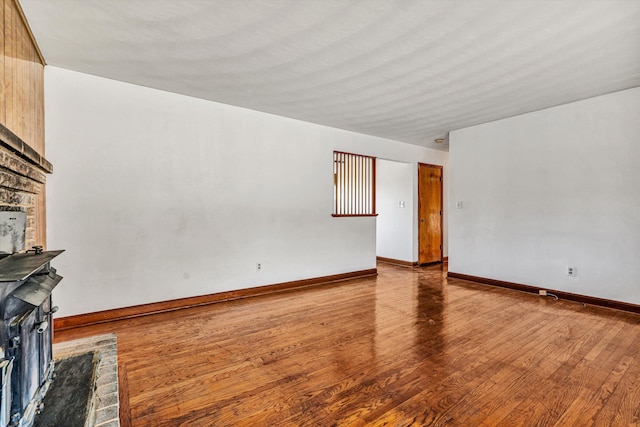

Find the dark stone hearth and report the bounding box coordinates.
[52,334,121,426]
[33,352,98,427]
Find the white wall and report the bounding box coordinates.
[449,87,640,305]
[45,66,448,317]
[376,159,413,262]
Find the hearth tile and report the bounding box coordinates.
[94,404,118,425]
[98,391,118,407]
[96,372,118,387]
[96,382,118,396]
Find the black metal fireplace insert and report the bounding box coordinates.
[0,249,64,427]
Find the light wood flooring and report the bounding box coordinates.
[54,263,640,426]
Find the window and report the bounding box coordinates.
[333,151,376,216]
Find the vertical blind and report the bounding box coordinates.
[333,151,376,216]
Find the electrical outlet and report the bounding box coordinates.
[256,263,262,271]
[567,266,576,277]
[539,290,547,296]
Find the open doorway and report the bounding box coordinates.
[376,159,413,264]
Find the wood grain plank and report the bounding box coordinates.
[0,0,5,126]
[589,332,640,426]
[4,0,14,133]
[37,56,44,152]
[35,186,45,247]
[15,6,24,141]
[18,19,26,145]
[27,32,34,150]
[118,362,133,427]
[605,366,640,425]
[10,0,45,65]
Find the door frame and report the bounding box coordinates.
[418,163,443,264]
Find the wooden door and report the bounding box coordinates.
[418,163,443,264]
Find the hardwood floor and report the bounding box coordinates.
[54,263,640,426]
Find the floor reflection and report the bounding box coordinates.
[371,263,448,370]
[414,265,446,360]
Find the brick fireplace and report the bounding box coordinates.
[0,124,51,248]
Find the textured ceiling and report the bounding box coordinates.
[20,0,640,151]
